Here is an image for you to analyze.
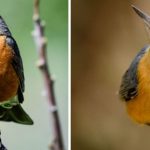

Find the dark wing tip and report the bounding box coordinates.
[131,5,146,19]
[0,16,11,36]
[131,5,150,26]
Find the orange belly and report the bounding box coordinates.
[126,49,150,124]
[0,36,19,102]
[0,64,19,102]
[126,95,150,124]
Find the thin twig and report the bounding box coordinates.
[32,0,64,150]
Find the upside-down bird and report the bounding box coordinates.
[0,16,33,125]
[119,6,150,125]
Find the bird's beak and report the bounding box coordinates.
[0,16,11,36]
[132,5,150,28]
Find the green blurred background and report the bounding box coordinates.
[72,0,150,150]
[0,0,68,150]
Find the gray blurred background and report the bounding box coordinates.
[0,0,68,150]
[72,0,150,150]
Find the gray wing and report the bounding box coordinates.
[119,46,148,101]
[119,68,138,101]
[6,36,25,103]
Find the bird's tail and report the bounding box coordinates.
[0,104,33,125]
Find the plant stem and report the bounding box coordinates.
[32,0,64,150]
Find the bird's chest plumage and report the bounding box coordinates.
[0,36,19,102]
[126,52,150,124]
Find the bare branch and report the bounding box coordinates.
[32,0,64,150]
[34,0,40,16]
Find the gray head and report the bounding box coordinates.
[0,16,12,36]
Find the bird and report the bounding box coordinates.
[0,16,33,125]
[119,6,150,125]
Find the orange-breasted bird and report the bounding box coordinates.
[119,6,150,125]
[0,16,33,125]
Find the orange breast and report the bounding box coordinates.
[0,36,19,102]
[126,49,150,124]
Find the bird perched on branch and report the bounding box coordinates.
[119,6,150,125]
[0,16,33,125]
